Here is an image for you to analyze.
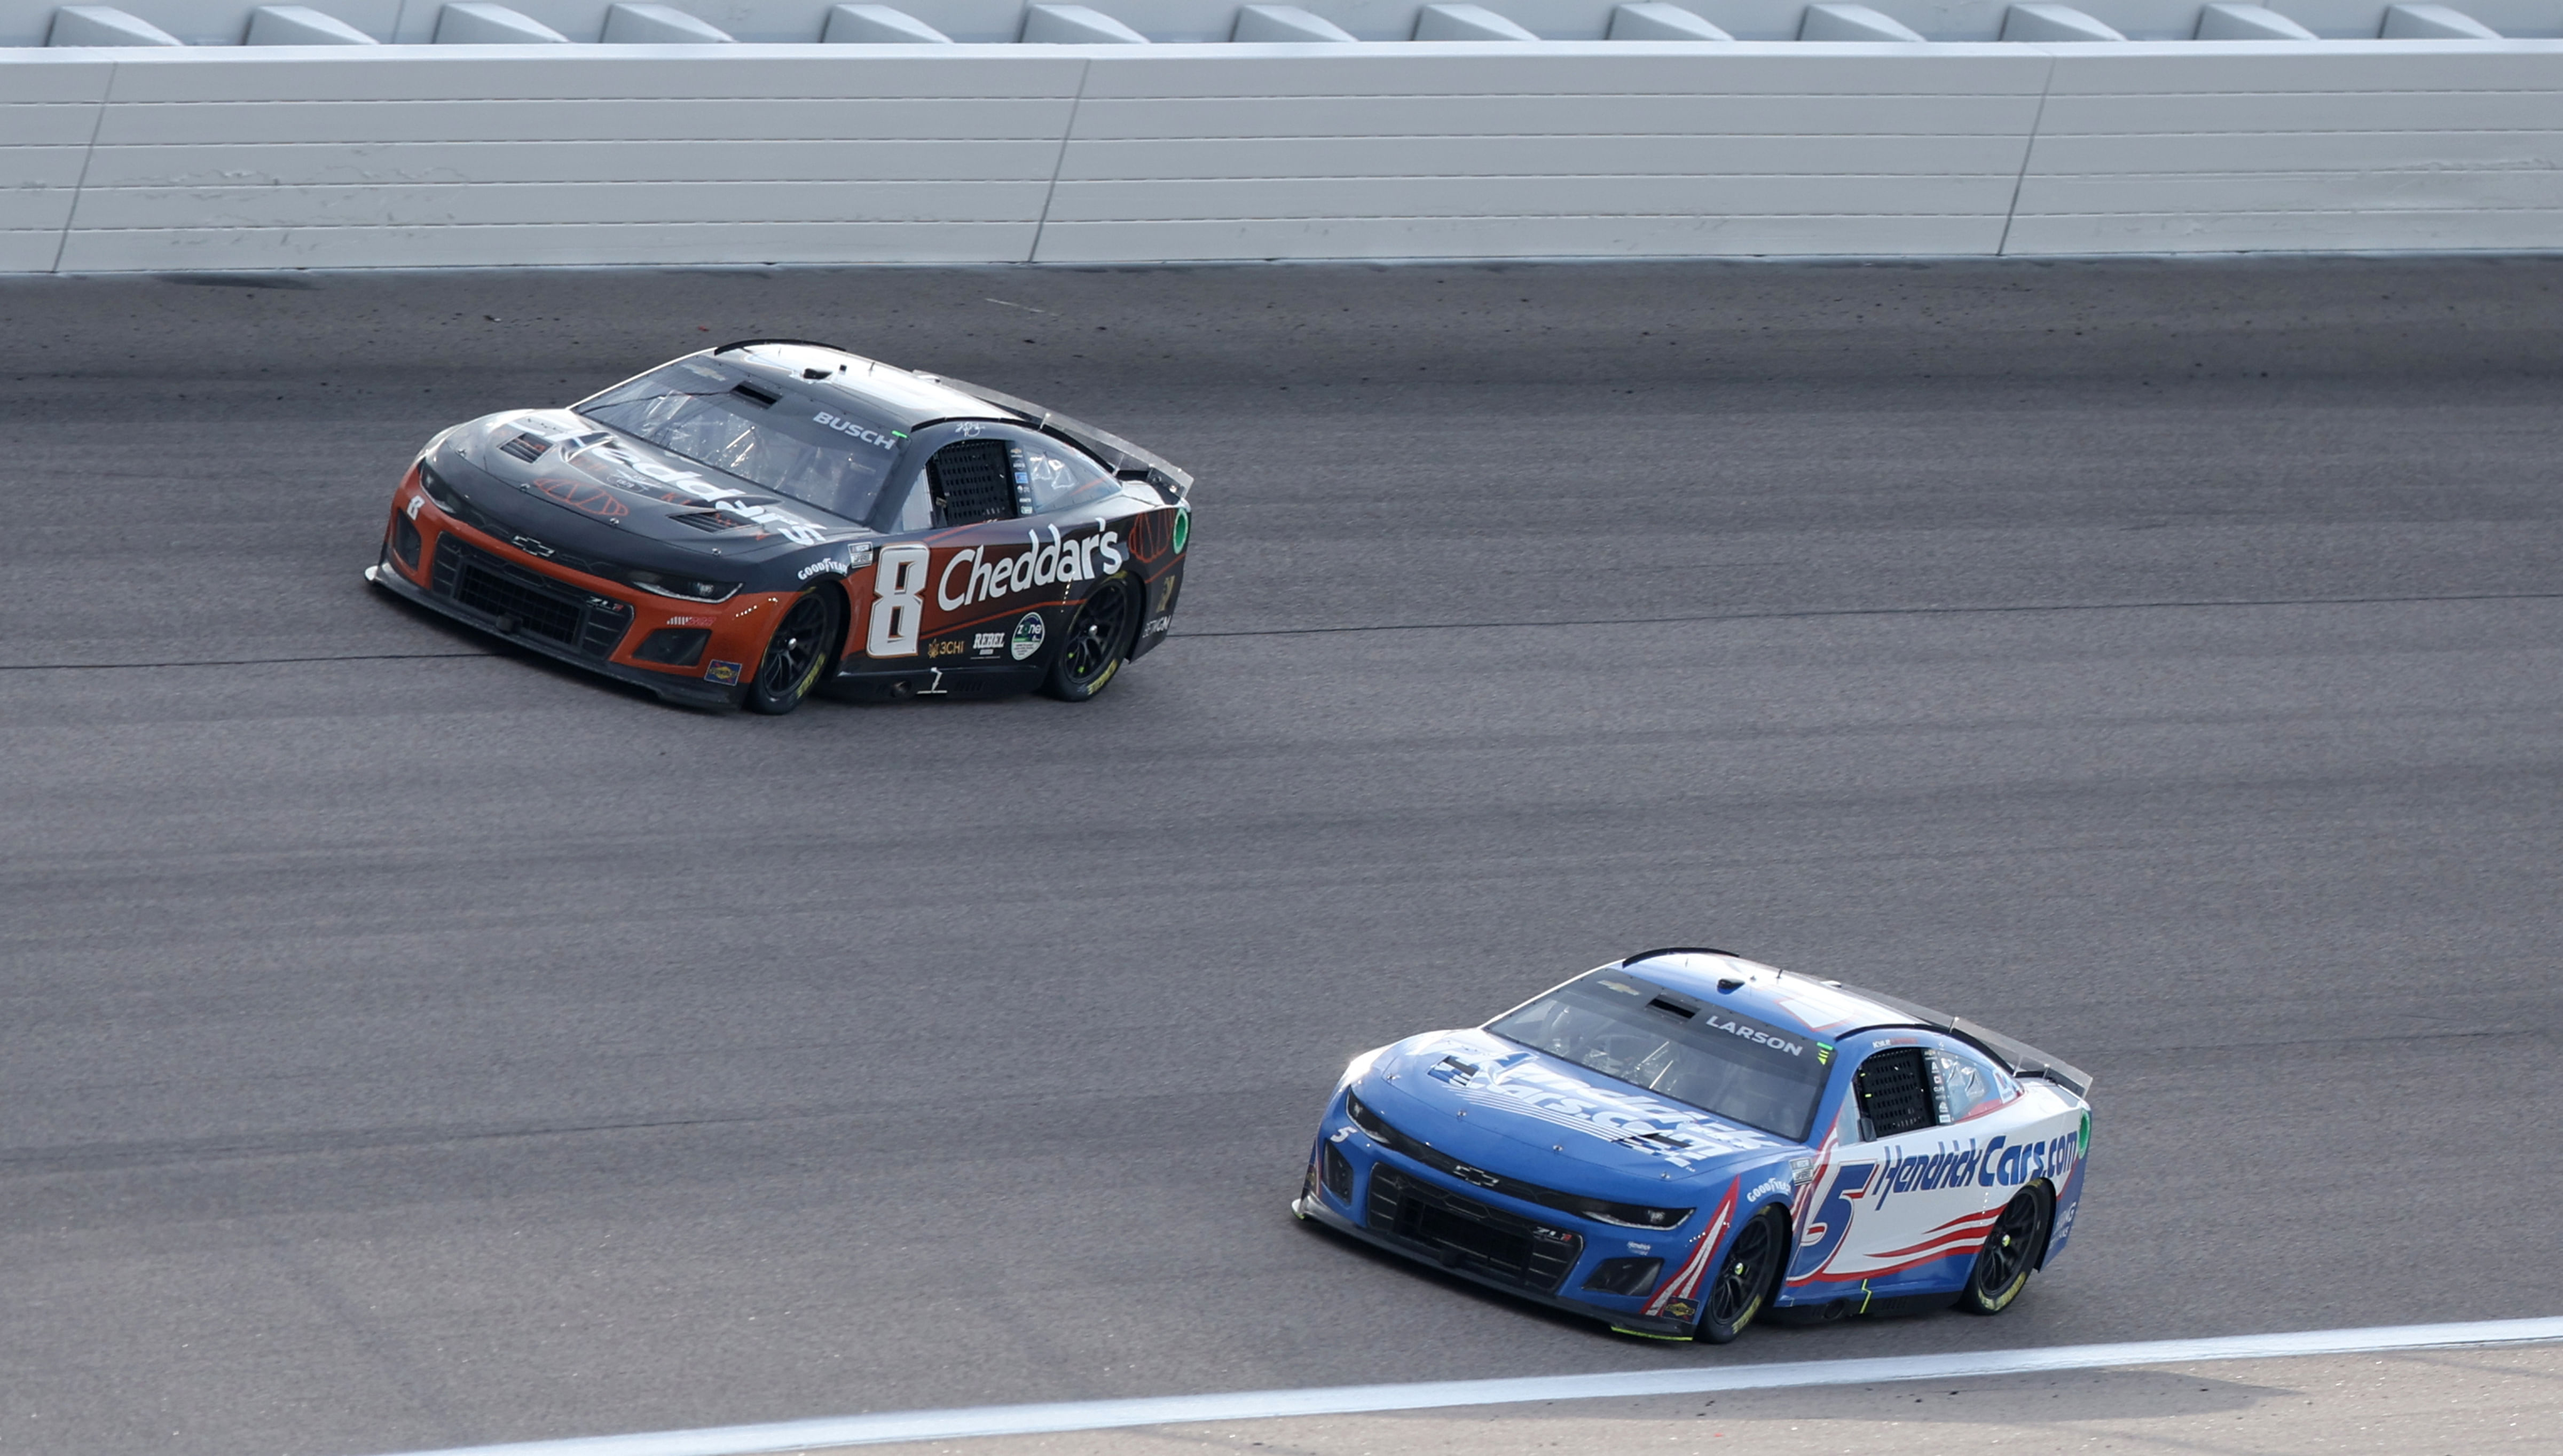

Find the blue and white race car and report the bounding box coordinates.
[1295,949,2093,1342]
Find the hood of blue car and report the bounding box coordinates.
[1357,1030,1791,1203]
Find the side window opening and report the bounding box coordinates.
[1929,1048,2000,1122]
[1854,1048,1937,1142]
[1014,438,1120,516]
[927,439,1016,526]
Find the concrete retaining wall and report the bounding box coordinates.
[6,0,2561,43]
[3,40,2558,270]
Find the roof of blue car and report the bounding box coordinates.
[1610,948,1917,1038]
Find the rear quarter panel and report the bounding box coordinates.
[1783,1038,2090,1305]
[839,497,1186,673]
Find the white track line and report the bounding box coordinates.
[374,1315,2563,1456]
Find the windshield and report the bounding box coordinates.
[576,361,905,523]
[1488,972,1831,1140]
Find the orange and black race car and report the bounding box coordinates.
[366,339,1191,713]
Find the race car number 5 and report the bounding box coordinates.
[866,544,930,657]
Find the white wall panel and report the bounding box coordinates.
[90,97,1075,143]
[2010,38,2563,254]
[1059,133,2034,175]
[83,137,1055,185]
[1047,172,2024,216]
[6,40,2563,270]
[1035,211,2009,257]
[1066,93,2047,138]
[34,0,2478,44]
[92,43,1081,96]
[1037,43,2041,258]
[53,218,1037,266]
[69,177,1050,226]
[0,55,107,272]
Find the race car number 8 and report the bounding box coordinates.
[867,544,930,657]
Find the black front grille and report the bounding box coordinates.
[1366,1167,1582,1293]
[430,536,632,659]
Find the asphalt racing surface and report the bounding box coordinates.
[3,257,2559,1456]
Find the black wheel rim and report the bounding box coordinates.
[757,594,829,696]
[1975,1194,2043,1294]
[1708,1215,1777,1327]
[1062,578,1133,682]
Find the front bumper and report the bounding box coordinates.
[366,554,738,710]
[1291,1190,1695,1341]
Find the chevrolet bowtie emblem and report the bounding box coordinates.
[513,535,554,557]
[1455,1165,1499,1189]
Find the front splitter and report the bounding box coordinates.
[366,562,738,710]
[1291,1193,1696,1341]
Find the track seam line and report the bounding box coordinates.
[12,589,2558,672]
[362,1316,2563,1456]
[1180,588,2563,640]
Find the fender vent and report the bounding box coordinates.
[1320,1143,1354,1201]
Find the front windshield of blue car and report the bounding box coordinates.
[576,360,906,523]
[1489,972,1830,1140]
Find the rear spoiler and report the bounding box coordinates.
[930,374,1194,500]
[1835,982,2094,1100]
